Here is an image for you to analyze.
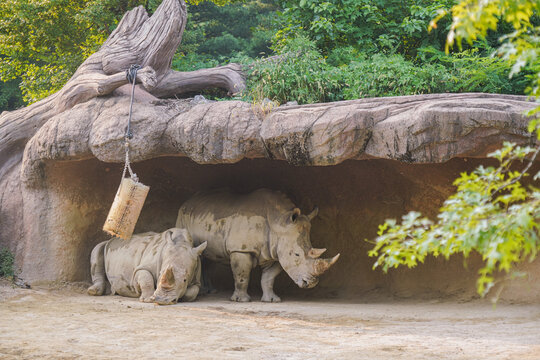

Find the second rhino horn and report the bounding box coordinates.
[308,248,326,259]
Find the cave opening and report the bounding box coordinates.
[42,155,532,301]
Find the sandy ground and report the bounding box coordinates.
[0,282,539,360]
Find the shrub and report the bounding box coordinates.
[0,79,24,112]
[171,53,220,72]
[198,33,246,57]
[418,46,529,95]
[246,36,341,104]
[0,248,14,279]
[342,54,452,99]
[245,44,525,105]
[326,46,362,67]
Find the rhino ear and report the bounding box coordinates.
[166,229,176,245]
[193,241,207,256]
[307,206,319,221]
[289,208,301,223]
[167,228,186,245]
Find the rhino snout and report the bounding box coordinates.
[152,295,178,305]
[296,277,319,289]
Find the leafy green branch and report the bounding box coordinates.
[369,0,540,299]
[369,142,540,296]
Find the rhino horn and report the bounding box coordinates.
[308,248,326,259]
[307,206,319,221]
[159,266,175,288]
[313,254,340,275]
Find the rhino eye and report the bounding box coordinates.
[295,253,300,257]
[184,279,187,282]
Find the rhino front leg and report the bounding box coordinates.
[134,270,155,303]
[230,252,253,302]
[261,262,282,303]
[182,285,200,302]
[88,241,108,296]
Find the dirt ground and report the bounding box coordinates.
[1,281,539,360]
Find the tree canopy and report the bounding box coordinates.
[0,0,537,110]
[274,0,455,57]
[0,0,248,104]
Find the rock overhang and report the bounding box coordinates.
[22,93,538,188]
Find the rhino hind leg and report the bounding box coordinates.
[134,270,155,303]
[261,262,282,303]
[230,252,253,302]
[88,241,109,296]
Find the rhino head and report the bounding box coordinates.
[273,207,340,289]
[150,228,207,305]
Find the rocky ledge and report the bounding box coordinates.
[22,93,537,186]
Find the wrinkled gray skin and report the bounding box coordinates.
[176,189,340,302]
[87,228,207,305]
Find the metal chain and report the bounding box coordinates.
[122,64,142,183]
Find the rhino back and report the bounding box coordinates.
[104,233,167,297]
[176,189,293,263]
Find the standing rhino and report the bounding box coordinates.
[176,189,339,302]
[87,228,207,305]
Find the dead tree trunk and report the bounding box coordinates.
[0,0,245,174]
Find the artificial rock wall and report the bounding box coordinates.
[1,93,539,302]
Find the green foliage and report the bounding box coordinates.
[186,0,246,5]
[369,143,540,296]
[342,54,451,98]
[0,248,14,279]
[0,79,24,112]
[369,0,540,298]
[432,0,540,99]
[198,33,245,56]
[0,0,535,108]
[0,0,258,104]
[244,35,527,104]
[172,53,220,72]
[418,46,530,94]
[177,0,277,61]
[246,36,340,104]
[275,0,455,57]
[0,0,149,103]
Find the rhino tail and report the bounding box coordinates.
[88,241,108,296]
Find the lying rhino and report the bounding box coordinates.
[176,189,339,302]
[87,228,207,305]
